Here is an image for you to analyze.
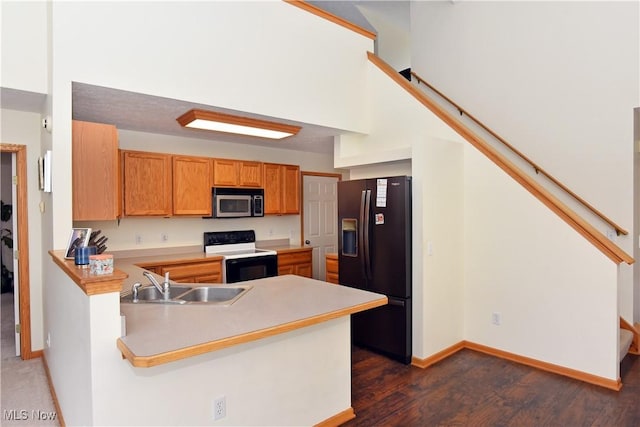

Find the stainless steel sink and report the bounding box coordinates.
[120,285,192,303]
[121,284,251,306]
[179,286,247,303]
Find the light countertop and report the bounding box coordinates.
[113,249,385,368]
[52,246,386,368]
[118,275,386,367]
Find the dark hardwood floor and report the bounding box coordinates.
[344,346,640,426]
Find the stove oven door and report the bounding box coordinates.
[224,255,278,283]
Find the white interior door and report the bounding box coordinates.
[303,175,339,281]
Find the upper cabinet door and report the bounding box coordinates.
[282,164,300,214]
[263,163,300,215]
[213,159,262,188]
[172,156,212,216]
[72,120,120,221]
[122,151,172,216]
[212,159,239,187]
[238,161,263,187]
[263,163,282,214]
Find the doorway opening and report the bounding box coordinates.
[1,144,34,360]
[1,152,19,358]
[634,107,640,325]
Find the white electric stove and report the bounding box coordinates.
[204,231,278,283]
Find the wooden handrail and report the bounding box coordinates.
[367,51,633,265]
[409,70,628,237]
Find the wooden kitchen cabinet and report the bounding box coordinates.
[263,163,300,215]
[325,253,339,284]
[159,260,222,283]
[72,120,120,220]
[212,159,238,187]
[122,150,172,216]
[136,258,223,284]
[277,248,312,278]
[213,159,262,187]
[173,155,212,216]
[238,161,263,187]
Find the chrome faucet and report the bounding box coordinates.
[131,282,143,302]
[143,271,170,298]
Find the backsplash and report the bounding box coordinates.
[75,215,300,252]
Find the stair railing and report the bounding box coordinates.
[408,70,628,237]
[367,51,633,264]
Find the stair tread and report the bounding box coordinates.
[620,328,634,362]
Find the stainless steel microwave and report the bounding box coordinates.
[212,187,264,218]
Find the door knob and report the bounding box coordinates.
[305,240,311,245]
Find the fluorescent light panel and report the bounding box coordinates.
[177,109,301,140]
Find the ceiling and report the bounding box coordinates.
[72,83,342,154]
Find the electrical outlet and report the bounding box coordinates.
[135,234,142,245]
[46,332,51,348]
[161,233,169,242]
[491,312,501,326]
[213,396,226,420]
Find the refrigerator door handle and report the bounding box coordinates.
[359,190,367,277]
[363,189,372,279]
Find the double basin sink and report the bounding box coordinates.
[121,284,251,306]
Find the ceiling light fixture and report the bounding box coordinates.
[176,109,301,140]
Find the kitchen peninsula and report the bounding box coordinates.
[46,250,386,426]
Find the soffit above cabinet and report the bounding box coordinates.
[72,82,342,154]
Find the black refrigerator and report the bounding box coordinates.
[338,176,412,364]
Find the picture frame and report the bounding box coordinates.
[65,227,92,259]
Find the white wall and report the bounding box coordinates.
[357,3,410,71]
[0,109,45,350]
[0,0,48,93]
[411,0,639,322]
[463,144,619,379]
[347,160,411,181]
[42,258,94,424]
[413,135,465,357]
[53,1,373,134]
[335,58,460,169]
[76,128,338,251]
